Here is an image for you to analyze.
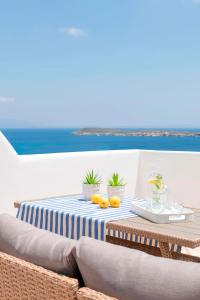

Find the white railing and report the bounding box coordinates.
[0,131,200,215]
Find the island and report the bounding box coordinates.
[73,128,200,137]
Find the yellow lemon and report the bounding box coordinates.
[148,178,161,186]
[148,178,163,189]
[148,178,160,185]
[99,198,109,209]
[91,194,102,204]
[109,196,121,208]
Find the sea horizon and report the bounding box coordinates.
[2,127,200,155]
[1,127,200,130]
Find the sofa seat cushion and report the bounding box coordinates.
[75,237,200,300]
[0,213,78,277]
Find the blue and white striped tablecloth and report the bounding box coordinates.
[16,194,181,252]
[17,194,136,241]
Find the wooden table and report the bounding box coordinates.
[106,209,200,262]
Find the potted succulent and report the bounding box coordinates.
[82,170,102,200]
[107,173,126,200]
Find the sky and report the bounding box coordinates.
[0,0,200,128]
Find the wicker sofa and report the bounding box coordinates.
[0,251,115,300]
[1,213,200,300]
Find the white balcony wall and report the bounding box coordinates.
[135,150,200,208]
[0,133,20,215]
[0,132,139,215]
[18,150,139,202]
[1,130,200,216]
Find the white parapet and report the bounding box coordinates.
[0,132,20,215]
[0,132,139,215]
[135,150,200,208]
[0,131,200,216]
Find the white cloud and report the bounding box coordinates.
[59,26,86,38]
[0,96,15,104]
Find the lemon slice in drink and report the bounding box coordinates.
[148,178,160,185]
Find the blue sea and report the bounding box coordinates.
[2,128,200,155]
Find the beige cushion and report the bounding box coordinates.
[182,246,200,257]
[75,237,200,300]
[0,214,78,277]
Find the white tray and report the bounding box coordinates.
[131,200,194,224]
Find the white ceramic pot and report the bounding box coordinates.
[107,185,125,201]
[82,184,101,201]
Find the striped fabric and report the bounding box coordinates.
[16,194,181,252]
[17,195,135,241]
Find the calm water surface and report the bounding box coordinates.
[2,128,200,155]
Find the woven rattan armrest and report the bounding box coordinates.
[0,251,79,300]
[77,287,118,300]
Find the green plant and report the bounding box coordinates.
[108,173,126,187]
[83,170,102,185]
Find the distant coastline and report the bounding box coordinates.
[73,128,200,137]
[2,128,200,154]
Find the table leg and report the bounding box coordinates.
[159,242,172,258]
